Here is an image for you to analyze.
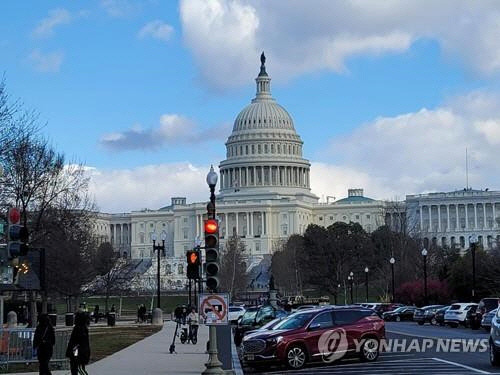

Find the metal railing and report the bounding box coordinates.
[0,328,70,370]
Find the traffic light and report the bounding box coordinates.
[7,207,29,258]
[186,249,201,279]
[204,219,219,291]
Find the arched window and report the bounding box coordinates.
[264,144,268,153]
[166,264,171,274]
[277,144,281,153]
[178,264,183,275]
[246,145,249,154]
[271,144,274,153]
[258,144,261,154]
[139,233,145,244]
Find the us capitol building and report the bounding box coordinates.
[94,55,500,291]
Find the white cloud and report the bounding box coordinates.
[180,0,500,90]
[28,49,64,73]
[100,113,230,151]
[87,162,211,212]
[138,20,174,42]
[315,91,500,199]
[32,8,88,38]
[100,0,141,18]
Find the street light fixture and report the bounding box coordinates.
[152,232,166,309]
[203,165,224,375]
[421,248,428,305]
[469,235,478,301]
[364,267,369,303]
[389,257,396,303]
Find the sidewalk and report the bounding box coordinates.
[10,321,220,375]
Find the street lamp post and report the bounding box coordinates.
[421,248,428,305]
[151,232,166,309]
[364,267,369,303]
[203,165,224,375]
[470,235,478,302]
[349,271,354,304]
[390,257,396,303]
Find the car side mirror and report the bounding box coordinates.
[308,323,321,331]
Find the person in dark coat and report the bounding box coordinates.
[66,312,90,375]
[33,313,55,375]
[93,305,99,323]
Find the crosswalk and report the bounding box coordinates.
[260,357,491,374]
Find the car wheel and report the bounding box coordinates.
[360,338,379,362]
[286,345,307,369]
[490,341,500,366]
[396,316,401,322]
[450,323,458,328]
[485,327,491,332]
[418,321,424,326]
[430,318,437,325]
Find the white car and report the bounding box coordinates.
[228,306,246,323]
[444,303,477,327]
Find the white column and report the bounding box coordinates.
[247,212,251,236]
[438,206,442,232]
[235,212,239,236]
[483,203,487,229]
[225,213,229,238]
[456,205,459,230]
[245,167,248,187]
[494,203,497,228]
[420,206,423,231]
[447,205,450,232]
[465,204,469,229]
[261,167,264,186]
[261,212,265,236]
[474,204,478,229]
[429,206,432,232]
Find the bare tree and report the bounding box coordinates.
[219,235,248,299]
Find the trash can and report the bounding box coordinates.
[48,313,57,327]
[65,313,74,326]
[107,312,116,326]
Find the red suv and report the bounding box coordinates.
[242,306,385,370]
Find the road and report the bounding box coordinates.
[243,321,500,374]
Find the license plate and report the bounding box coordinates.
[245,354,255,361]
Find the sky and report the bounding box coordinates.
[2,0,500,213]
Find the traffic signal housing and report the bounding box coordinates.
[186,249,201,279]
[204,219,219,291]
[7,208,29,258]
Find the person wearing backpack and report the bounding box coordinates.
[33,313,56,375]
[66,312,91,375]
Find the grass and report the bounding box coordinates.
[0,325,162,373]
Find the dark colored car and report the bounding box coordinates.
[465,305,479,328]
[489,306,500,366]
[482,308,498,331]
[413,305,445,325]
[234,305,288,346]
[242,306,385,370]
[434,306,450,326]
[383,306,417,322]
[373,303,403,317]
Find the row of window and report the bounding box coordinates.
[227,142,301,157]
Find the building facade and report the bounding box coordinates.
[93,55,500,288]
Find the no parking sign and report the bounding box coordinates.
[199,293,229,325]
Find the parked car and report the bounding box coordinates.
[444,303,478,327]
[241,306,385,370]
[373,303,404,317]
[413,305,445,325]
[234,305,288,346]
[383,306,417,321]
[228,306,246,323]
[489,306,500,366]
[433,306,451,326]
[473,298,500,330]
[483,308,498,331]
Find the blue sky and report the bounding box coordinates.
[2,0,500,212]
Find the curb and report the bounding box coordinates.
[231,333,244,375]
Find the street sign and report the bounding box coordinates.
[199,293,229,325]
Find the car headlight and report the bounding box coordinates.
[267,336,283,345]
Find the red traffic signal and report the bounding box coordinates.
[8,208,20,225]
[204,219,218,234]
[188,251,199,265]
[186,250,201,279]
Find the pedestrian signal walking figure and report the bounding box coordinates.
[66,312,91,375]
[33,313,55,375]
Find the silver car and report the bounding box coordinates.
[483,308,498,331]
[490,306,500,366]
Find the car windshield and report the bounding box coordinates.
[392,307,405,313]
[240,309,258,324]
[449,304,460,310]
[260,318,281,330]
[229,307,242,312]
[273,311,316,330]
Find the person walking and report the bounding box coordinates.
[33,313,55,375]
[93,305,99,324]
[66,312,91,375]
[187,307,199,343]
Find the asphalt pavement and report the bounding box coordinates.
[243,321,500,374]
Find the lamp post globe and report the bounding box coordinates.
[364,267,369,303]
[390,257,395,264]
[364,267,369,273]
[421,248,427,257]
[389,257,396,302]
[421,248,428,305]
[469,234,477,301]
[206,165,218,187]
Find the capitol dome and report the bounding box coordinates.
[219,53,316,201]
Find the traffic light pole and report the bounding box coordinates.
[152,239,165,309]
[203,167,224,375]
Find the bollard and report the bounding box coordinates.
[7,311,17,328]
[107,312,116,326]
[48,313,57,327]
[65,313,74,326]
[152,308,163,325]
